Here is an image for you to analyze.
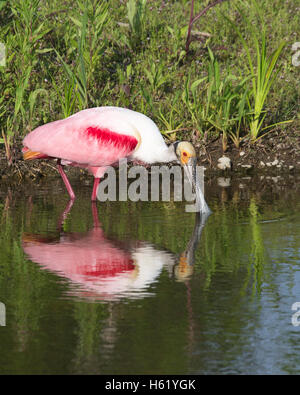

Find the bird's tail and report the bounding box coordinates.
[22,147,48,160]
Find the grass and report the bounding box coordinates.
[0,0,299,163]
[225,0,293,142]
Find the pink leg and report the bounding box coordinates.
[57,199,74,231]
[91,201,100,228]
[57,160,75,200]
[91,178,100,201]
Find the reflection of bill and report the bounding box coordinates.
[0,302,6,326]
[22,202,210,301]
[0,43,5,67]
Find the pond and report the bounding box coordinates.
[0,174,300,374]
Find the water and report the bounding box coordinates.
[0,174,300,374]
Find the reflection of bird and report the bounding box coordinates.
[22,203,209,301]
[22,107,198,202]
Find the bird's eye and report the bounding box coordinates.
[182,152,188,157]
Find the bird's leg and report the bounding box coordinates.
[57,159,75,200]
[91,177,100,202]
[91,201,101,228]
[57,199,74,231]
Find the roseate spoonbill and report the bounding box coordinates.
[22,202,208,301]
[22,106,208,211]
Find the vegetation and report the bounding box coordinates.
[0,0,298,164]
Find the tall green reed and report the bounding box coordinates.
[181,70,207,136]
[0,0,51,162]
[205,47,251,151]
[181,50,250,150]
[225,0,291,142]
[127,0,147,49]
[55,0,109,111]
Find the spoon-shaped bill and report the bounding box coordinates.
[183,157,211,215]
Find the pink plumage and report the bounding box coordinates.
[22,106,176,201]
[23,112,138,167]
[22,107,144,200]
[22,228,136,300]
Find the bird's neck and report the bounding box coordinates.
[156,144,177,163]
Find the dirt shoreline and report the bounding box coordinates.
[196,127,300,174]
[1,128,299,181]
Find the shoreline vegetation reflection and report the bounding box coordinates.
[0,175,300,373]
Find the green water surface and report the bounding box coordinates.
[0,175,300,374]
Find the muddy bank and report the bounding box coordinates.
[1,128,300,181]
[196,128,300,175]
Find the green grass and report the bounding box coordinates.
[0,0,299,162]
[225,0,293,142]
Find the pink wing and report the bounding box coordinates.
[22,230,136,299]
[23,110,138,166]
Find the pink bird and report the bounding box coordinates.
[22,106,200,203]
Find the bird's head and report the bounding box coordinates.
[170,140,210,214]
[172,141,197,167]
[171,140,198,197]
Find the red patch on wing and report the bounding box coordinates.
[83,258,135,278]
[85,127,138,152]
